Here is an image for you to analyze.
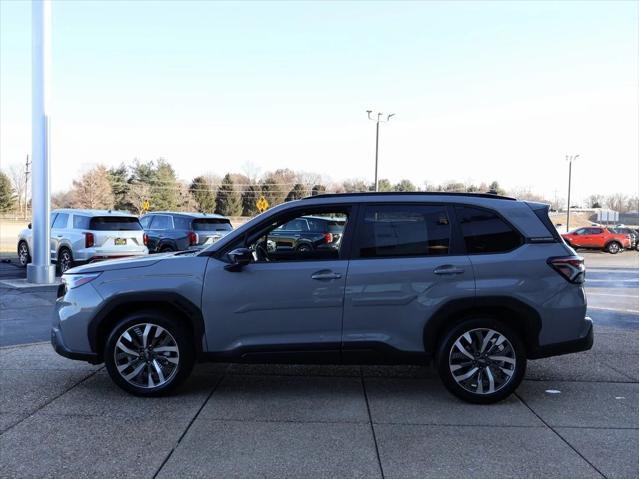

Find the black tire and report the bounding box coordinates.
[606,241,621,254]
[104,311,194,396]
[436,317,526,404]
[17,241,31,268]
[296,243,312,253]
[57,247,74,273]
[160,246,175,253]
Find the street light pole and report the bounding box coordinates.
[367,110,394,192]
[27,0,55,284]
[565,154,579,233]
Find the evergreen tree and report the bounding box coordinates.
[393,179,416,192]
[285,183,307,201]
[107,163,131,210]
[0,172,15,212]
[190,176,216,212]
[311,184,326,196]
[241,184,261,216]
[215,174,242,216]
[261,177,286,206]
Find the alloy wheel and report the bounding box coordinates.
[113,323,180,389]
[448,328,516,395]
[59,250,72,273]
[18,243,29,266]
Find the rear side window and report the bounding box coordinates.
[356,204,451,258]
[139,216,152,229]
[192,218,232,231]
[73,215,90,229]
[173,217,192,230]
[89,216,142,231]
[455,206,522,254]
[150,215,172,230]
[52,213,68,228]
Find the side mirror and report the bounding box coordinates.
[224,247,252,272]
[28,223,32,229]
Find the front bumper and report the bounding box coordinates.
[529,316,594,359]
[51,327,100,364]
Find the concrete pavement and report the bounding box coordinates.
[0,330,638,478]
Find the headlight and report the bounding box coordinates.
[62,272,102,289]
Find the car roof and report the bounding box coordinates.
[303,192,517,201]
[144,211,229,219]
[52,208,136,217]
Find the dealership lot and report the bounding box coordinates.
[1,250,638,478]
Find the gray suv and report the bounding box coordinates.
[51,193,592,403]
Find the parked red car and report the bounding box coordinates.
[562,227,631,254]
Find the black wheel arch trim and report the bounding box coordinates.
[423,296,543,358]
[87,292,206,360]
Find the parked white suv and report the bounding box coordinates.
[17,209,149,273]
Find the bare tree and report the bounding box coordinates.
[604,193,628,213]
[69,166,115,209]
[7,163,26,212]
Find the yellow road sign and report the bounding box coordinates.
[142,200,150,212]
[256,196,269,213]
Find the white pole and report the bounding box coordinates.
[27,0,55,284]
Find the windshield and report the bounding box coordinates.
[192,218,232,231]
[89,217,142,231]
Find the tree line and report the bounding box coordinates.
[0,159,637,216]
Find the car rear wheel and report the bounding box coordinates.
[606,242,621,254]
[57,247,73,273]
[297,243,312,253]
[436,318,526,404]
[104,311,194,396]
[160,246,175,253]
[17,241,31,267]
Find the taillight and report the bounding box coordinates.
[188,231,198,246]
[84,232,94,248]
[324,232,333,243]
[143,233,148,246]
[548,256,585,284]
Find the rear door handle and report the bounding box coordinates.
[434,266,465,275]
[311,270,342,281]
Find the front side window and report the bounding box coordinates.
[245,210,348,262]
[456,206,522,254]
[355,205,451,258]
[52,213,68,229]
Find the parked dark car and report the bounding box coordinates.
[610,226,638,250]
[263,215,346,259]
[140,212,233,253]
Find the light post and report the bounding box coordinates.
[367,110,394,192]
[27,0,55,284]
[565,154,579,233]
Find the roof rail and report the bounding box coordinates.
[303,192,517,201]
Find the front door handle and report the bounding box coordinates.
[434,265,465,275]
[311,270,342,281]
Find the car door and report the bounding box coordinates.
[147,215,173,252]
[342,203,474,359]
[570,228,588,247]
[200,206,354,360]
[586,228,603,248]
[50,212,69,260]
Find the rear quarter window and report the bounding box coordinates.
[455,206,522,254]
[192,218,233,231]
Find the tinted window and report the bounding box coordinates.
[52,213,68,229]
[356,205,450,258]
[73,215,90,229]
[192,218,232,231]
[589,228,603,234]
[150,215,172,230]
[139,216,152,229]
[281,219,308,231]
[89,217,143,231]
[50,213,57,227]
[456,206,522,253]
[173,216,192,230]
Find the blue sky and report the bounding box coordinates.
[1,0,637,201]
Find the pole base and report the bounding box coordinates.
[27,264,56,284]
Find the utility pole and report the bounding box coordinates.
[27,0,55,284]
[24,155,31,219]
[366,110,395,192]
[565,154,579,233]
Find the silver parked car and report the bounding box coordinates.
[51,193,592,403]
[17,209,148,273]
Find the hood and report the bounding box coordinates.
[66,255,164,274]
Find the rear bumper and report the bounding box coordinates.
[51,327,100,364]
[528,317,594,359]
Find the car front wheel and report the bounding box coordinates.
[104,312,194,396]
[436,318,526,404]
[17,241,31,267]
